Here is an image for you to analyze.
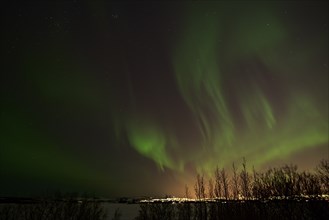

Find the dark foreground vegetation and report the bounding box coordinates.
[1,159,328,219]
[136,199,329,220]
[136,159,329,220]
[0,196,108,220]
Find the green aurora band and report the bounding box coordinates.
[124,2,328,175]
[1,1,327,196]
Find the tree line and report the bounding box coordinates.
[189,158,329,200]
[136,159,329,220]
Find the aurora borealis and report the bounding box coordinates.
[1,1,328,197]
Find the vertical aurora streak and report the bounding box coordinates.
[170,2,328,174]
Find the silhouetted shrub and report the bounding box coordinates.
[136,200,329,220]
[0,196,107,220]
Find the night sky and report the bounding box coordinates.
[1,1,328,198]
